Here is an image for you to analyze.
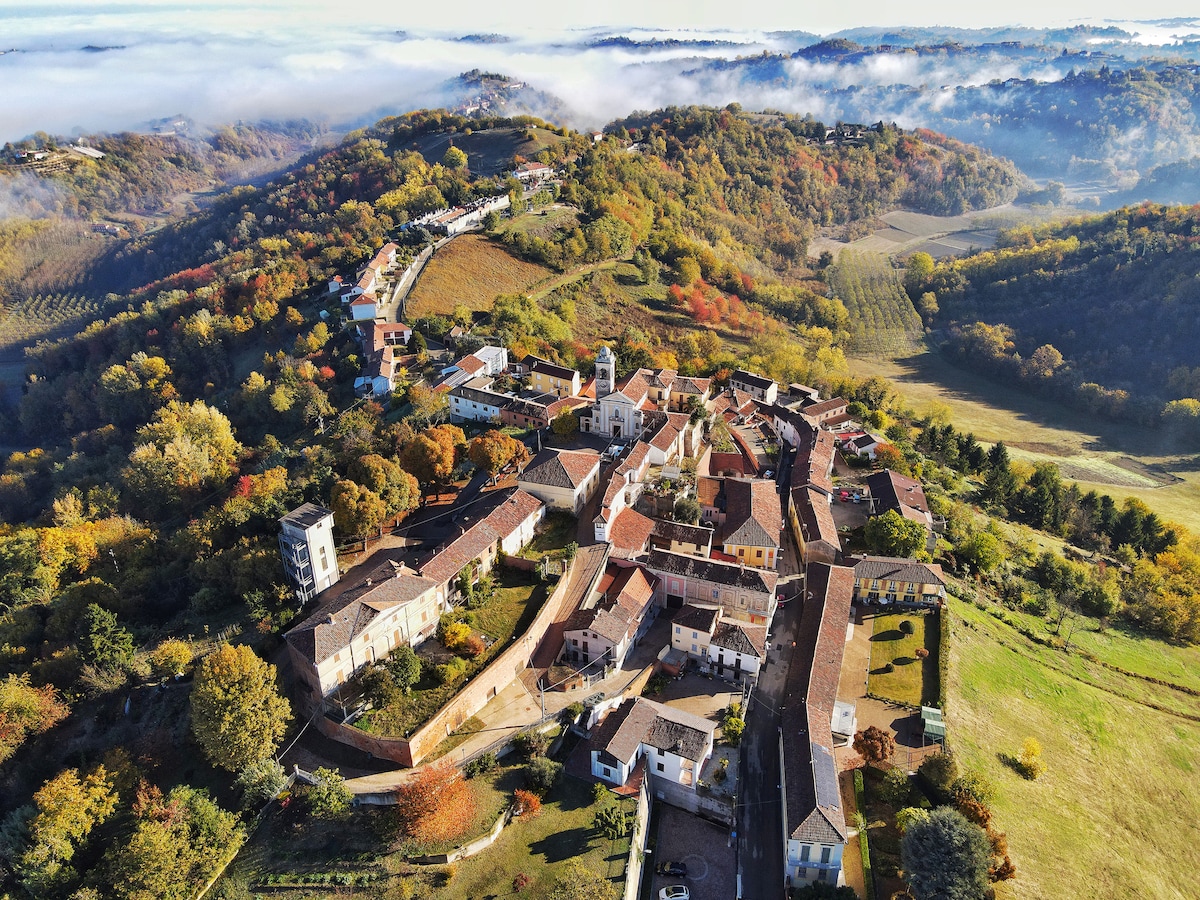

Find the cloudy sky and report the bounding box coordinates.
[3,1,1200,143]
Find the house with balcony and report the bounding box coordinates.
[525,355,581,398]
[849,555,946,607]
[278,503,340,603]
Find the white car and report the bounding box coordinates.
[659,887,690,900]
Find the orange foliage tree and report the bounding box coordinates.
[512,788,542,819]
[394,760,477,844]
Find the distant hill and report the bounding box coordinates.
[915,203,1200,427]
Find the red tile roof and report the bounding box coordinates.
[607,508,656,560]
[418,489,542,585]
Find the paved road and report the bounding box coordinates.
[737,573,804,900]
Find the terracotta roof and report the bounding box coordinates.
[456,355,487,376]
[789,424,836,493]
[721,478,782,549]
[286,561,439,665]
[802,397,848,418]
[519,448,600,490]
[710,620,767,658]
[418,489,542,585]
[565,562,658,645]
[608,508,656,559]
[616,370,651,401]
[350,295,376,307]
[646,548,778,594]
[851,555,944,586]
[782,563,853,845]
[696,476,723,509]
[649,420,681,452]
[792,485,841,553]
[864,469,930,520]
[673,604,719,634]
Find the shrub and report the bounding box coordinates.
[513,788,542,819]
[1015,737,1047,780]
[150,639,193,678]
[883,662,895,673]
[594,802,632,840]
[513,872,531,892]
[513,730,551,759]
[562,701,584,723]
[306,767,352,819]
[879,766,912,806]
[643,673,669,696]
[436,657,469,685]
[722,707,746,746]
[918,752,958,801]
[524,756,562,793]
[463,634,486,658]
[464,751,497,779]
[899,619,915,634]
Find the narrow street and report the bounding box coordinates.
[737,569,804,900]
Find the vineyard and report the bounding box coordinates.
[0,292,111,352]
[829,250,924,355]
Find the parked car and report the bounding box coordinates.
[656,861,688,877]
[659,887,690,900]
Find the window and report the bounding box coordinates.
[712,588,720,600]
[816,868,828,882]
[571,639,578,646]
[603,767,611,778]
[820,847,831,863]
[691,643,698,653]
[333,652,341,663]
[675,626,680,634]
[657,747,664,755]
[318,545,329,569]
[656,762,665,773]
[800,845,811,862]
[756,549,763,559]
[692,631,698,639]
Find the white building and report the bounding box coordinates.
[590,697,714,791]
[517,448,601,515]
[278,503,341,603]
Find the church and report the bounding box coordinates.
[584,346,712,440]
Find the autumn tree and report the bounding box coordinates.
[441,145,468,170]
[234,757,288,809]
[150,639,193,678]
[864,509,927,558]
[106,783,243,900]
[401,424,466,488]
[330,478,388,540]
[852,725,895,768]
[512,788,542,819]
[551,409,578,437]
[0,674,69,765]
[394,760,477,845]
[123,400,242,512]
[468,430,530,483]
[406,381,446,424]
[12,764,119,895]
[348,454,419,522]
[190,643,291,772]
[901,807,991,900]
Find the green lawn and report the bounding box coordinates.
[519,511,578,559]
[219,771,633,899]
[356,569,546,737]
[947,595,1200,900]
[867,611,940,707]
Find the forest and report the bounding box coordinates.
[905,202,1200,435]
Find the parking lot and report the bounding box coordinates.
[653,672,739,737]
[648,804,736,900]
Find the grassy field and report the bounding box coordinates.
[828,250,923,355]
[407,126,565,178]
[848,350,1200,533]
[867,611,940,706]
[499,204,580,239]
[946,595,1200,900]
[404,234,553,319]
[221,770,632,899]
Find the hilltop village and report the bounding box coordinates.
[279,310,945,896]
